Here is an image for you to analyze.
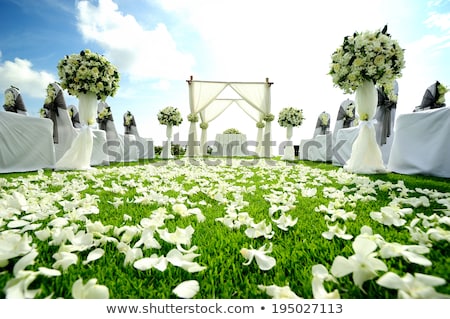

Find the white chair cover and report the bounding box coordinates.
[0,111,55,173]
[68,105,82,128]
[388,107,450,178]
[299,133,332,162]
[43,83,79,161]
[123,111,154,160]
[299,111,332,162]
[98,102,124,162]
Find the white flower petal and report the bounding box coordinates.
[173,280,199,299]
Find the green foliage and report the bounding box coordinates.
[0,159,449,299]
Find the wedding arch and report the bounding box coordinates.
[186,76,274,157]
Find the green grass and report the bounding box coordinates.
[0,158,449,299]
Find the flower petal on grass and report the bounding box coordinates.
[72,278,109,299]
[173,280,199,299]
[258,284,301,299]
[82,248,105,265]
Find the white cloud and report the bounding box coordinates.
[0,54,55,98]
[425,12,450,31]
[76,0,195,82]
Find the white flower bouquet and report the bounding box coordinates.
[157,106,183,126]
[437,82,448,105]
[98,107,111,121]
[278,107,305,127]
[125,113,133,126]
[3,90,15,108]
[320,113,329,126]
[329,25,405,97]
[223,128,241,134]
[263,113,275,122]
[187,113,199,122]
[57,49,120,101]
[44,84,56,105]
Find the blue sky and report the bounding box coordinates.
[1,0,449,148]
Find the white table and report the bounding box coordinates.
[213,134,249,157]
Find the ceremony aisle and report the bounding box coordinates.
[0,158,449,299]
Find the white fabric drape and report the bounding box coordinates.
[0,111,55,173]
[187,81,228,156]
[187,79,272,157]
[388,107,450,178]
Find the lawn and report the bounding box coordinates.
[0,157,449,299]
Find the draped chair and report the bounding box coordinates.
[299,111,332,162]
[413,81,446,112]
[123,110,154,160]
[97,102,132,162]
[388,82,449,178]
[67,105,82,128]
[1,87,55,172]
[374,83,397,164]
[3,86,28,115]
[332,99,356,165]
[42,83,79,161]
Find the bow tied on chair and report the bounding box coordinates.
[43,83,68,143]
[376,86,397,145]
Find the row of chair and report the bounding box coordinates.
[298,81,450,178]
[1,84,155,173]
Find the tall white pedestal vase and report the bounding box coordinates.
[56,92,97,170]
[282,125,295,161]
[162,124,174,159]
[344,80,386,173]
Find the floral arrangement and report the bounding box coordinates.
[223,128,242,134]
[437,82,448,105]
[187,113,199,122]
[125,113,133,126]
[278,107,305,127]
[4,90,15,108]
[157,106,183,126]
[329,25,405,97]
[319,113,330,126]
[44,84,56,105]
[57,49,120,101]
[98,107,111,121]
[256,121,265,128]
[345,103,355,119]
[68,107,74,119]
[263,113,275,122]
[39,108,48,118]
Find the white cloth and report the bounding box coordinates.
[332,123,393,167]
[187,79,272,156]
[120,134,138,162]
[89,129,109,166]
[343,121,386,174]
[0,111,55,173]
[299,133,332,162]
[388,107,450,178]
[128,124,155,160]
[53,108,79,161]
[213,134,248,156]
